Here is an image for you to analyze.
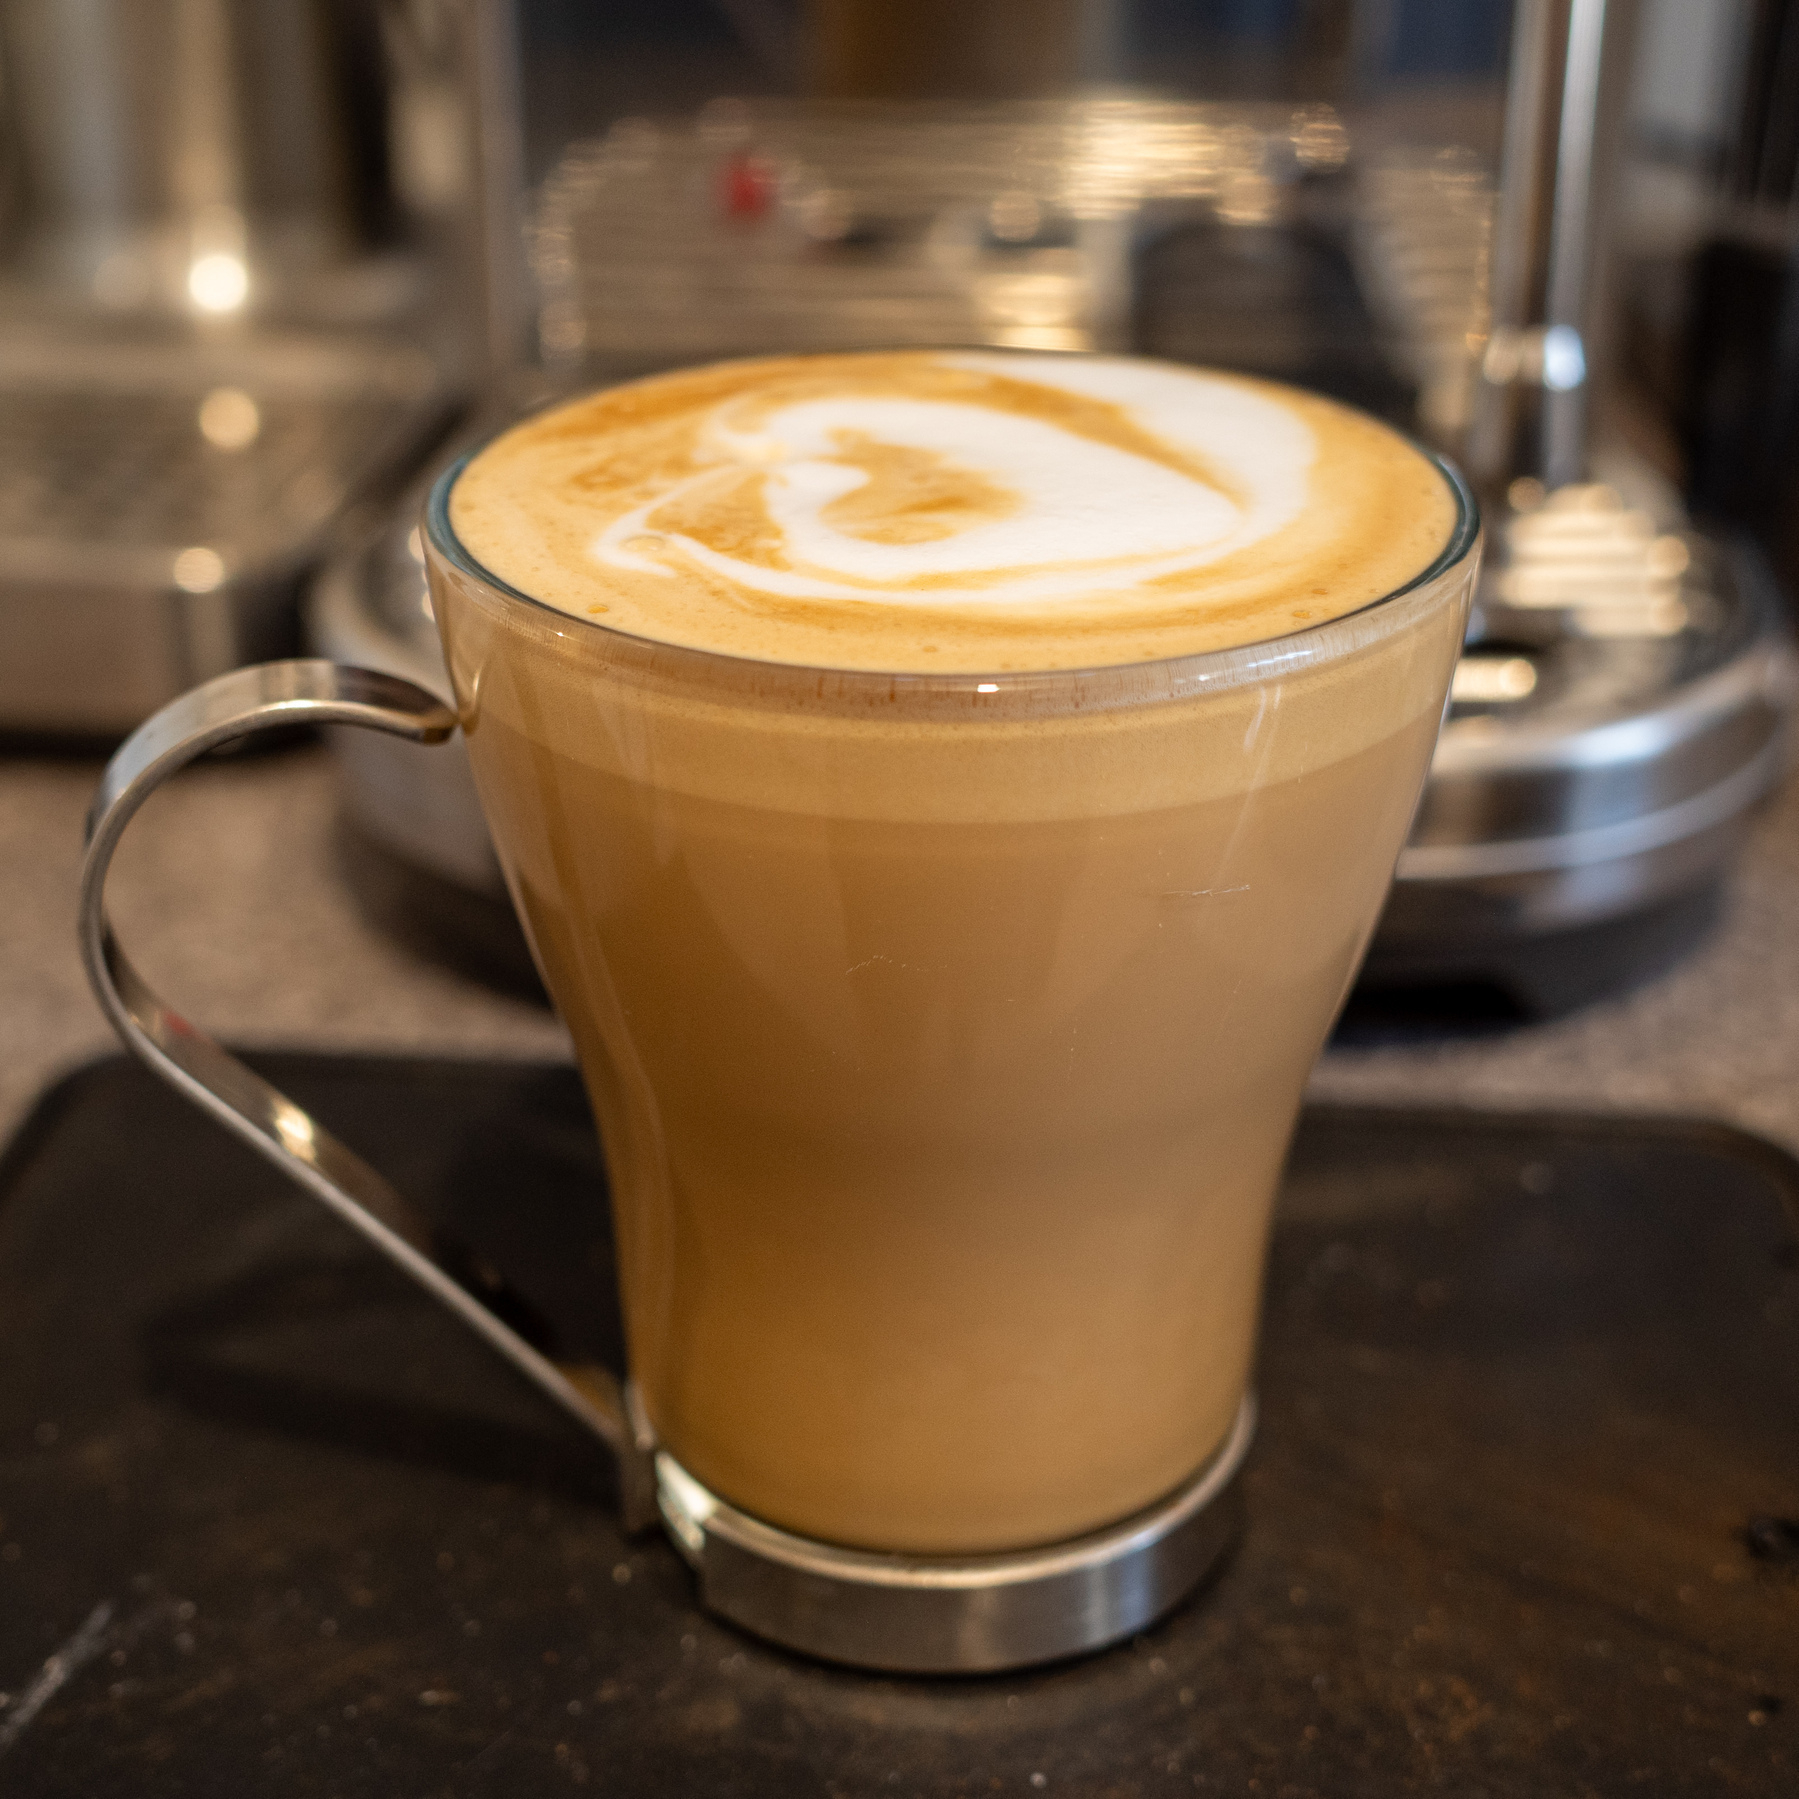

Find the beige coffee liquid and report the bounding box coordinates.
[435,352,1472,1554]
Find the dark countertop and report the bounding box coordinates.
[4,739,1799,1153]
[6,1055,1796,1793]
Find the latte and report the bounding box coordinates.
[429,353,1475,1553]
[449,351,1456,673]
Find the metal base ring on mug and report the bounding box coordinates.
[651,1392,1255,1674]
[79,659,1253,1678]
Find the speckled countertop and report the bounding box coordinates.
[5,741,1799,1158]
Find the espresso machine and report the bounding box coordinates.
[1363,0,1795,1013]
[312,0,1793,1022]
[0,0,474,735]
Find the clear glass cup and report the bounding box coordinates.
[422,448,1479,1558]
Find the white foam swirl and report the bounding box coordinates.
[591,354,1316,608]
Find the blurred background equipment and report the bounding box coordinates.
[0,0,1783,1012]
[313,0,1521,990]
[318,0,1797,1016]
[1359,0,1796,1013]
[0,0,477,735]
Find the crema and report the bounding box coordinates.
[449,351,1457,673]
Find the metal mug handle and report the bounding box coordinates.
[78,659,658,1527]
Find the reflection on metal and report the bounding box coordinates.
[1538,0,1611,487]
[656,1396,1253,1674]
[1349,146,1496,443]
[171,546,227,594]
[0,332,447,732]
[532,97,1352,371]
[0,0,413,317]
[1452,655,1539,704]
[1492,483,1694,638]
[1375,500,1796,980]
[1462,0,1639,491]
[186,251,249,313]
[196,387,261,450]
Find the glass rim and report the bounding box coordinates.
[423,392,1480,691]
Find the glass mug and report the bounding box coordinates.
[81,435,1478,1673]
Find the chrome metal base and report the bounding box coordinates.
[651,1395,1256,1674]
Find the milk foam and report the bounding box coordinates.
[598,359,1307,604]
[448,351,1459,673]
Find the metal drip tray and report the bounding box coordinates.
[0,329,449,735]
[1368,486,1796,1005]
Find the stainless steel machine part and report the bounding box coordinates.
[0,0,404,314]
[1352,0,1796,1000]
[0,330,449,734]
[0,1,505,734]
[463,0,532,378]
[1465,0,1641,491]
[80,655,1251,1674]
[531,96,1346,376]
[1367,489,1796,989]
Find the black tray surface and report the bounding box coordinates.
[1,1054,1797,1797]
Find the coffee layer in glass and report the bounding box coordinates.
[426,413,1476,1552]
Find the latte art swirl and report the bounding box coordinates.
[451,351,1457,672]
[598,359,1306,605]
